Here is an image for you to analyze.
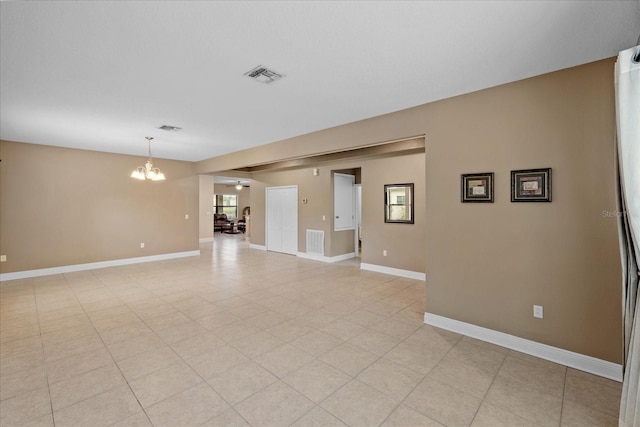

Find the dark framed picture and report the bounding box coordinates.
[384,183,414,224]
[511,168,551,202]
[461,172,494,203]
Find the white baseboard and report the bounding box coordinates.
[249,244,266,251]
[297,252,355,263]
[199,237,214,243]
[424,312,622,382]
[360,263,426,281]
[0,250,201,282]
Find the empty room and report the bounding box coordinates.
[1,2,639,426]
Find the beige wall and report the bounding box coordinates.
[250,167,340,255]
[197,58,621,363]
[423,59,621,363]
[199,175,214,240]
[361,154,425,271]
[250,168,326,252]
[249,153,425,272]
[0,141,199,273]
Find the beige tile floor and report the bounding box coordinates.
[0,235,621,426]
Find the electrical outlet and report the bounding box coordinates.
[140,243,145,249]
[383,250,388,256]
[0,255,6,262]
[533,305,543,319]
[322,215,326,221]
[185,214,189,219]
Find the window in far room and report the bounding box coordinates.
[214,194,238,219]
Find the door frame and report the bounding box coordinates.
[354,183,362,257]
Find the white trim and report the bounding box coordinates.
[423,312,623,382]
[0,250,201,282]
[249,244,266,251]
[330,252,356,263]
[360,263,426,281]
[354,184,362,256]
[297,252,355,263]
[199,237,214,243]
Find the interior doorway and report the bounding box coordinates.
[332,168,362,261]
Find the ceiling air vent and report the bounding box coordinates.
[157,125,182,132]
[244,65,283,84]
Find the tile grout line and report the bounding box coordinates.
[466,341,510,426]
[33,277,56,427]
[390,330,463,426]
[559,365,569,426]
[74,269,156,427]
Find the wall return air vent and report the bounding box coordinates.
[244,65,283,84]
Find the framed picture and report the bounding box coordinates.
[461,173,494,203]
[511,168,551,202]
[385,183,414,224]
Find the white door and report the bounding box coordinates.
[354,184,362,255]
[266,186,298,255]
[266,187,283,252]
[334,173,355,231]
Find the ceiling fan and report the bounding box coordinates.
[226,181,250,190]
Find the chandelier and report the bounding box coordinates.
[130,136,165,181]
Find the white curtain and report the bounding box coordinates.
[617,45,640,427]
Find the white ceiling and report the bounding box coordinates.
[1,1,638,163]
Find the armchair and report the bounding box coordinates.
[213,213,229,232]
